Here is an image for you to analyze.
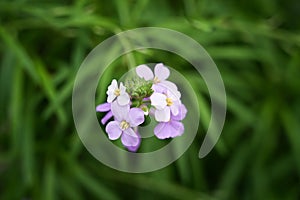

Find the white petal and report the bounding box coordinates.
[106,79,118,102]
[154,63,170,81]
[155,107,170,122]
[136,64,154,81]
[150,92,167,110]
[119,82,127,93]
[117,93,130,106]
[107,94,116,103]
[107,79,118,94]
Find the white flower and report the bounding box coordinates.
[106,79,130,106]
[150,90,181,122]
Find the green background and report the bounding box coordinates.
[1,0,300,199]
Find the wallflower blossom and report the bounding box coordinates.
[106,79,130,106]
[150,90,181,122]
[105,101,144,147]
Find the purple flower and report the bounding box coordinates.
[154,104,187,139]
[136,63,181,98]
[150,90,181,122]
[105,101,145,147]
[106,79,130,106]
[96,102,113,124]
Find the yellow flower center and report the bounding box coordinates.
[153,76,160,84]
[166,98,173,106]
[114,89,120,96]
[120,120,130,130]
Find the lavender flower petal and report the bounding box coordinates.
[169,120,184,138]
[136,64,154,80]
[166,89,181,101]
[161,80,178,92]
[154,122,171,139]
[96,102,111,112]
[125,131,141,152]
[111,101,129,121]
[154,121,184,139]
[128,108,145,127]
[170,101,180,116]
[172,104,187,121]
[154,63,170,81]
[121,128,139,147]
[106,121,122,140]
[152,83,167,93]
[101,111,113,125]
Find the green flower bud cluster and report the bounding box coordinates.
[125,77,154,100]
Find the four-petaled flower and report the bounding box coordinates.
[150,90,181,122]
[105,101,144,147]
[106,79,130,106]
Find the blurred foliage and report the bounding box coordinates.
[1,0,300,199]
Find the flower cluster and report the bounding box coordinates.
[96,63,187,152]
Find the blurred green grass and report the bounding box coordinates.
[1,0,300,199]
